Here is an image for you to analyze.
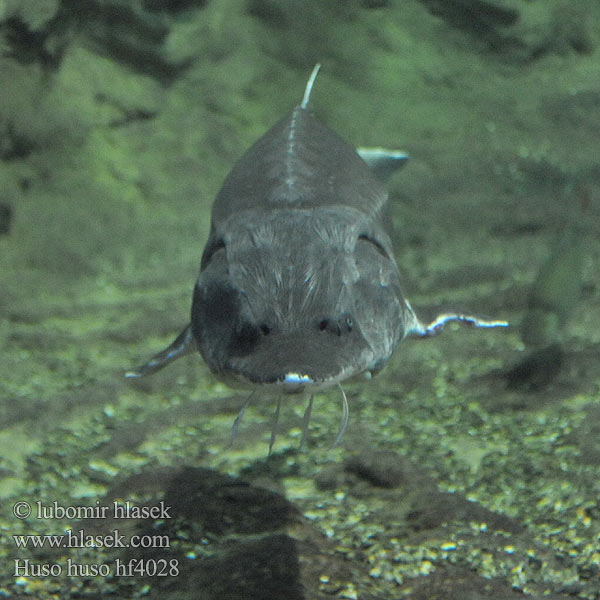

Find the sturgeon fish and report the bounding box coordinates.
[127,65,507,450]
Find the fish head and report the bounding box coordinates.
[191,207,409,392]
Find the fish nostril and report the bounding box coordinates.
[260,324,271,336]
[317,316,353,336]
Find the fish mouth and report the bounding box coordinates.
[230,367,357,394]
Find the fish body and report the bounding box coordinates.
[127,65,507,446]
[191,98,415,391]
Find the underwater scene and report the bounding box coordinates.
[1,0,599,598]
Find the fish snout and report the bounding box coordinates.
[227,321,368,390]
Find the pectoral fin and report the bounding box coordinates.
[407,311,508,337]
[125,324,196,378]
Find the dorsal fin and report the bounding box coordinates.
[301,63,321,109]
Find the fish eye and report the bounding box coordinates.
[201,237,226,267]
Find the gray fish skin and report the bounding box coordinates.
[126,66,507,397]
[191,103,413,390]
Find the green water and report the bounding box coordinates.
[1,1,599,598]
